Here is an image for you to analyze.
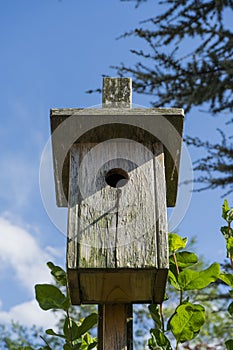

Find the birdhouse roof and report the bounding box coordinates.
[50,107,184,207]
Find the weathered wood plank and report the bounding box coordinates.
[102,77,132,108]
[98,304,133,350]
[100,77,133,350]
[51,107,184,116]
[116,142,165,269]
[67,269,167,304]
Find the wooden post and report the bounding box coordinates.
[98,304,133,350]
[98,77,133,350]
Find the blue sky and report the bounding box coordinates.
[0,0,231,329]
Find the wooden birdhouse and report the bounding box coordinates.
[50,78,184,305]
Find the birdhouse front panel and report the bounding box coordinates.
[67,139,168,304]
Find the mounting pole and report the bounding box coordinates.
[98,77,133,350]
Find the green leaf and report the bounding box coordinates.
[178,263,220,290]
[77,313,98,338]
[45,328,66,339]
[228,302,233,317]
[148,304,162,329]
[87,341,98,350]
[222,200,233,223]
[63,344,74,350]
[219,273,233,288]
[63,317,80,341]
[226,339,233,350]
[222,199,230,220]
[72,343,82,350]
[169,302,205,343]
[148,329,172,350]
[221,226,233,239]
[64,343,82,350]
[168,270,180,290]
[47,261,67,286]
[61,314,97,348]
[35,284,70,311]
[170,251,198,268]
[81,333,98,349]
[168,233,187,253]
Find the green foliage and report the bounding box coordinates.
[34,264,97,349]
[169,302,205,344]
[168,270,180,290]
[221,199,233,260]
[228,302,233,317]
[148,201,233,349]
[226,339,233,350]
[168,233,187,253]
[148,304,162,330]
[5,200,233,349]
[221,200,233,348]
[148,329,172,350]
[47,261,67,286]
[221,226,233,240]
[223,199,231,221]
[169,251,198,268]
[34,231,230,350]
[219,273,233,288]
[177,263,220,290]
[227,237,233,259]
[74,314,97,339]
[35,284,70,311]
[149,231,218,349]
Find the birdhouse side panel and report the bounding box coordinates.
[153,143,169,269]
[67,148,79,270]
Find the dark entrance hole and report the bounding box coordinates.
[105,168,129,188]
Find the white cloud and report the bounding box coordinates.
[0,215,66,330]
[0,216,56,295]
[45,245,64,258]
[0,299,62,329]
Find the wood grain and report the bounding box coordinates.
[98,304,133,350]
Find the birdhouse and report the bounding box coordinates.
[50,78,184,305]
